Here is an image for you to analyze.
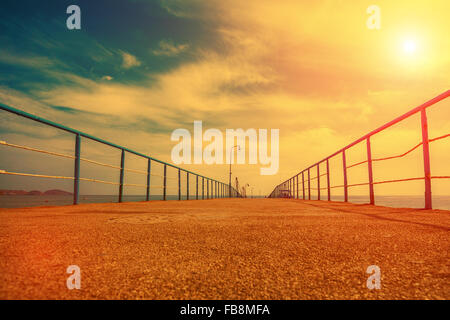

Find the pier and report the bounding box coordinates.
[0,198,448,299]
[0,92,449,300]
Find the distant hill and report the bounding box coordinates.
[0,190,28,195]
[44,189,72,196]
[0,189,72,196]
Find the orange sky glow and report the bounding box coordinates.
[0,0,449,198]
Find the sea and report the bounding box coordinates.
[0,194,450,210]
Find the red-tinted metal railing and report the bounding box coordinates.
[268,90,450,209]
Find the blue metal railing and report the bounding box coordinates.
[0,102,240,204]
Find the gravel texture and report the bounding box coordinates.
[0,198,448,300]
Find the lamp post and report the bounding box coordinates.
[229,145,240,197]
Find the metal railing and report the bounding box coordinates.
[268,90,450,209]
[0,102,241,204]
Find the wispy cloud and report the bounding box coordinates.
[120,51,141,69]
[0,51,54,69]
[1,0,450,193]
[152,40,189,56]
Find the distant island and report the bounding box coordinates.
[0,189,73,196]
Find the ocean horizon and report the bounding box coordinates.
[1,194,450,210]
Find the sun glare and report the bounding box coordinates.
[403,39,417,54]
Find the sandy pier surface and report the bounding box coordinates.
[0,198,448,299]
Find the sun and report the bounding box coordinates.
[403,39,417,54]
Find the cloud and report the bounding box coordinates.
[0,51,54,69]
[152,40,189,56]
[2,0,450,194]
[120,51,141,69]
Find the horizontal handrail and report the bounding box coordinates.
[0,140,197,179]
[1,102,241,204]
[269,90,450,209]
[299,90,449,172]
[0,102,222,183]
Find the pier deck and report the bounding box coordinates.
[0,199,448,299]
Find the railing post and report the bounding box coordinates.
[73,134,81,205]
[202,177,204,199]
[317,164,321,200]
[186,172,189,200]
[288,179,291,198]
[119,149,125,203]
[207,179,209,199]
[366,137,375,205]
[146,158,151,201]
[196,175,199,200]
[296,175,299,199]
[342,150,348,202]
[295,177,297,198]
[178,169,181,200]
[291,179,293,198]
[421,109,432,209]
[292,178,295,199]
[302,171,305,200]
[290,179,292,198]
[292,178,294,198]
[308,168,311,200]
[326,159,331,201]
[163,164,167,201]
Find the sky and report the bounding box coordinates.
[0,0,449,199]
